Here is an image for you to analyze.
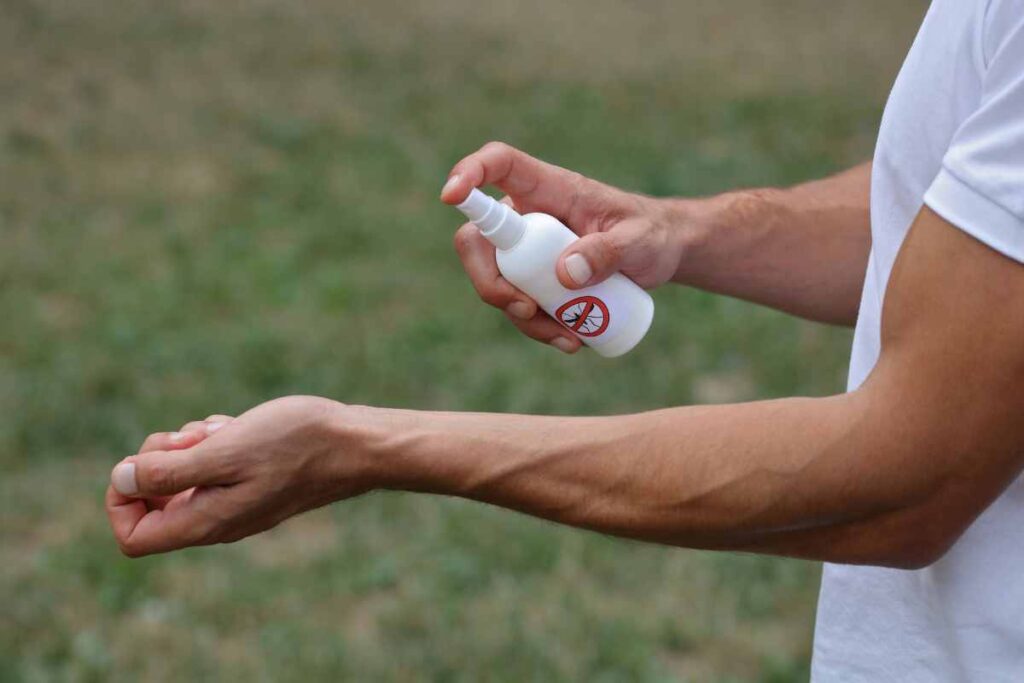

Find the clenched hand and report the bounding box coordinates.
[106,396,370,557]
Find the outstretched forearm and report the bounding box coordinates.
[346,371,996,570]
[346,398,876,556]
[348,393,930,568]
[670,163,872,325]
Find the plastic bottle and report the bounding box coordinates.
[455,189,654,357]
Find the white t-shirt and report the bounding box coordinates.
[812,1,1024,680]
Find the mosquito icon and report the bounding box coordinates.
[556,296,610,337]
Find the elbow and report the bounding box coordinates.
[833,387,981,570]
[861,512,964,570]
[881,534,956,570]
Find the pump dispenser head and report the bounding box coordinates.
[456,189,526,250]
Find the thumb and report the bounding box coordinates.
[556,232,623,289]
[111,445,227,498]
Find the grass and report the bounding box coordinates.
[1,1,926,680]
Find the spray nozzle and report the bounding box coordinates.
[456,188,526,250]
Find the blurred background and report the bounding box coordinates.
[2,1,927,680]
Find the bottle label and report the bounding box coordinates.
[555,296,610,337]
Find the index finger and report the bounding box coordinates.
[441,142,583,219]
[454,221,537,319]
[108,485,216,557]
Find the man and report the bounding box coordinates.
[107,1,1024,678]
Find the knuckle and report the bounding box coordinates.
[207,497,236,527]
[221,455,247,482]
[567,171,588,192]
[196,522,221,546]
[596,232,622,265]
[146,461,175,492]
[196,509,233,545]
[568,171,594,197]
[481,140,512,157]
[220,526,255,545]
[478,287,505,308]
[565,172,591,218]
[119,539,145,558]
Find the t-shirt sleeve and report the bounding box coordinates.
[924,2,1024,262]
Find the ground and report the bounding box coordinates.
[1,1,926,680]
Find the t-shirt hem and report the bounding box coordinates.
[924,167,1024,264]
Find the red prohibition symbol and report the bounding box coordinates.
[556,296,610,337]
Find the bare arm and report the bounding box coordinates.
[673,163,872,325]
[358,207,1021,568]
[441,144,871,342]
[108,208,1024,568]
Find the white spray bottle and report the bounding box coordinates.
[455,189,654,357]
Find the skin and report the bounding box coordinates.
[108,143,1024,569]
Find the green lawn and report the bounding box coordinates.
[1,1,926,680]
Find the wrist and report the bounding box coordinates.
[319,403,398,494]
[667,187,785,286]
[320,405,595,501]
[647,194,719,286]
[321,402,460,496]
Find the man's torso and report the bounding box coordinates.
[812,1,1024,679]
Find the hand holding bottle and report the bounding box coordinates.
[441,142,687,353]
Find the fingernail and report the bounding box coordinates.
[506,301,533,320]
[441,175,461,197]
[168,431,186,443]
[206,421,225,433]
[565,253,593,285]
[551,337,577,354]
[112,462,138,496]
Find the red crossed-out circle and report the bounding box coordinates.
[555,296,610,337]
